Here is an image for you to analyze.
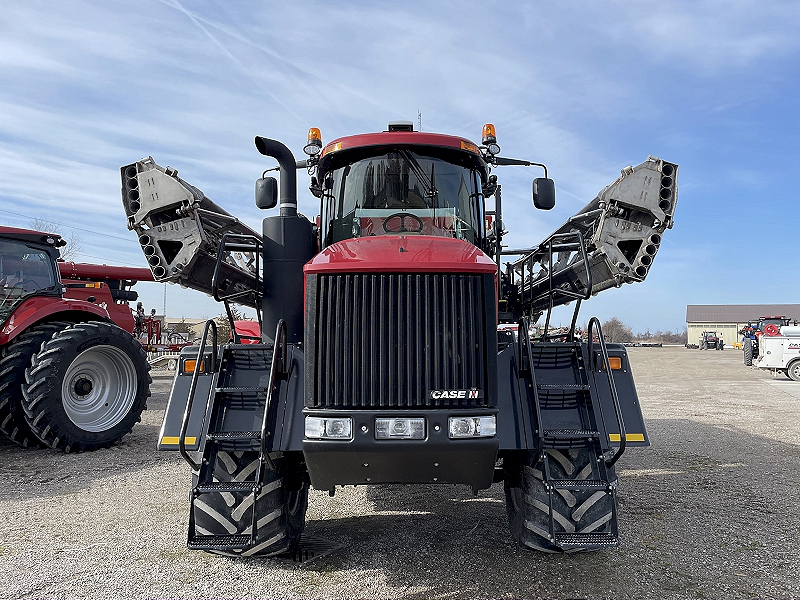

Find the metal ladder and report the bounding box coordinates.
[518,317,625,550]
[178,319,287,552]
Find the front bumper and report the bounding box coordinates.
[302,409,499,491]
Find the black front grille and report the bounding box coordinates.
[306,272,495,409]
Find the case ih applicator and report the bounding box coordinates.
[123,122,677,555]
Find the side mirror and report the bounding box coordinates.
[532,178,556,210]
[255,176,278,209]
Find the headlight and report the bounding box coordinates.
[305,416,353,440]
[448,416,496,439]
[375,417,425,440]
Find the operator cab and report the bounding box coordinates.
[0,228,63,324]
[316,137,488,249]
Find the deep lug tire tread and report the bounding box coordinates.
[194,450,308,557]
[505,448,616,553]
[0,321,71,448]
[21,321,151,452]
[744,338,753,366]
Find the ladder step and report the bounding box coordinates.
[195,482,259,493]
[549,479,610,491]
[538,383,590,390]
[224,343,273,351]
[215,386,266,393]
[543,429,599,439]
[207,431,262,441]
[554,532,618,549]
[188,534,252,550]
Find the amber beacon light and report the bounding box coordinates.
[304,128,323,156]
[481,123,500,155]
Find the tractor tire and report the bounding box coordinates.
[744,338,753,366]
[0,322,70,448]
[194,450,308,557]
[700,341,706,350]
[21,321,150,452]
[787,360,800,382]
[505,448,616,553]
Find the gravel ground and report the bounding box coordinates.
[1,347,798,599]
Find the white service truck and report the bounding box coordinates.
[753,326,800,381]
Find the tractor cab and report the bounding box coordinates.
[0,227,63,325]
[314,129,489,250]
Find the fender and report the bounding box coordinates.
[0,296,110,345]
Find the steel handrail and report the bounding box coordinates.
[518,317,545,453]
[258,319,287,471]
[179,319,218,471]
[212,232,263,333]
[587,317,627,467]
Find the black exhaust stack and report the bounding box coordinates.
[254,137,313,345]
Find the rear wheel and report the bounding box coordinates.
[744,338,753,366]
[0,322,69,447]
[787,360,800,382]
[22,321,150,452]
[194,450,308,557]
[505,449,616,553]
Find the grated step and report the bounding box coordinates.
[555,532,618,548]
[538,383,590,390]
[188,534,251,550]
[543,429,599,439]
[224,343,273,351]
[207,431,261,441]
[215,386,267,393]
[549,479,610,491]
[195,482,259,493]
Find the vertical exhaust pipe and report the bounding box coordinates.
[254,137,298,217]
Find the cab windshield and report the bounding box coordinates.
[0,240,57,324]
[321,150,484,246]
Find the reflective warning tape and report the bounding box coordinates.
[161,436,197,445]
[608,433,645,442]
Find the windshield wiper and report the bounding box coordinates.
[399,150,437,201]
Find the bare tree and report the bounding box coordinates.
[28,218,82,261]
[601,317,634,342]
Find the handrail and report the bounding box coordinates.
[587,316,627,467]
[518,317,545,453]
[211,232,263,331]
[541,231,592,339]
[179,319,218,471]
[259,319,287,469]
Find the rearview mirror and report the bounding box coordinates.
[255,176,278,209]
[532,178,555,210]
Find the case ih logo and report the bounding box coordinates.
[788,343,800,350]
[428,388,483,400]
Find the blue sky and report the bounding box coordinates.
[1,1,798,332]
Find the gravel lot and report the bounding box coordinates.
[1,347,798,599]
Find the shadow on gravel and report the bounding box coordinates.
[0,421,181,502]
[282,418,799,600]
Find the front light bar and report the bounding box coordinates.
[448,416,496,439]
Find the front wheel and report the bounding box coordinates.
[21,321,150,452]
[504,449,617,553]
[787,360,800,382]
[194,451,308,557]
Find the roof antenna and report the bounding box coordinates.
[417,110,422,132]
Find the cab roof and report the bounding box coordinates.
[320,131,484,161]
[0,226,65,247]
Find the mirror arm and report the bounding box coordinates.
[493,157,548,178]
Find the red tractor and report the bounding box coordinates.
[0,226,152,451]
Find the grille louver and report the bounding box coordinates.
[306,273,494,409]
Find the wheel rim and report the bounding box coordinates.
[61,345,137,432]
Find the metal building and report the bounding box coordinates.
[686,304,800,347]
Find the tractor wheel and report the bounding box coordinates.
[21,321,150,452]
[0,322,71,448]
[787,360,800,382]
[504,448,616,553]
[743,338,753,366]
[700,341,706,350]
[194,451,308,557]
